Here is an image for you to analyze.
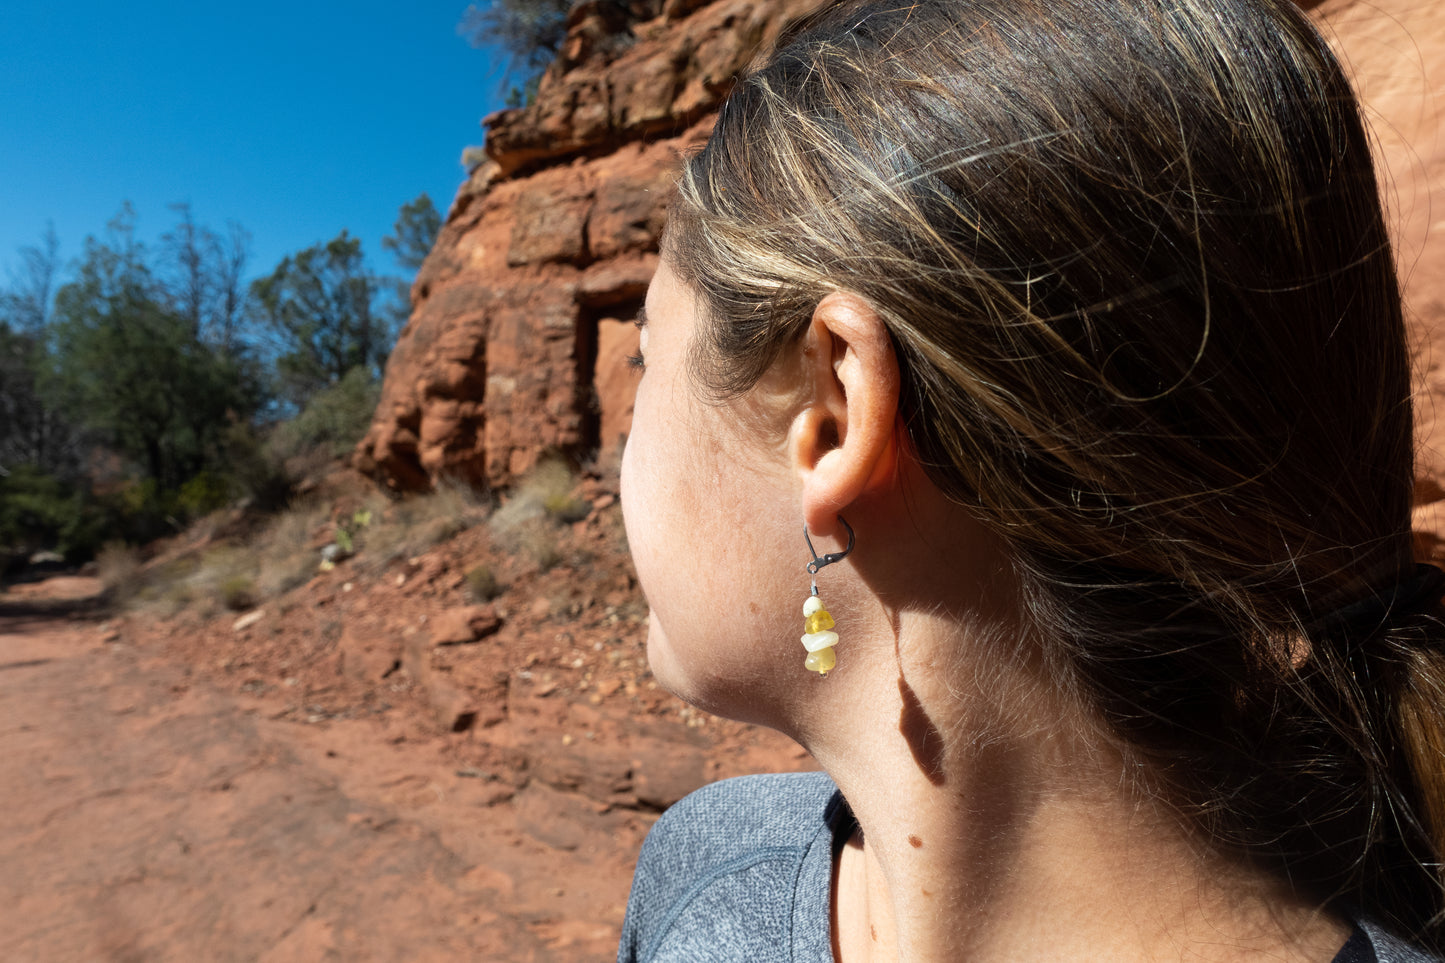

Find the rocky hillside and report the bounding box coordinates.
[357,0,1445,554]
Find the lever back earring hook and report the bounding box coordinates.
[805,516,855,591]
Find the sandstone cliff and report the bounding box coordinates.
[1330,0,1445,555]
[356,0,819,490]
[358,0,1445,555]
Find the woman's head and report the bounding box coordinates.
[658,0,1444,944]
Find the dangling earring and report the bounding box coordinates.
[802,517,854,676]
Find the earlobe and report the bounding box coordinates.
[789,291,901,536]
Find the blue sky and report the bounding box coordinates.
[0,0,509,287]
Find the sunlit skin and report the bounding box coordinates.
[620,259,1352,963]
[619,260,808,724]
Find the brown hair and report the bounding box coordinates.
[667,0,1445,946]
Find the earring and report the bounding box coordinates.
[802,518,854,676]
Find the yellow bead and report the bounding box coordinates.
[805,609,835,634]
[804,646,837,674]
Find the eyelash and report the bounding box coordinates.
[628,315,647,371]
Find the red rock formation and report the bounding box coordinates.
[1319,0,1445,556]
[357,0,820,490]
[360,0,1445,557]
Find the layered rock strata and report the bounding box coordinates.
[356,0,819,490]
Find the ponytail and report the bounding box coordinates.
[1396,640,1445,920]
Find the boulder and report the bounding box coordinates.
[430,605,503,646]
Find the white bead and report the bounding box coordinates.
[803,596,824,617]
[801,629,839,652]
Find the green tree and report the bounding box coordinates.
[0,463,103,561]
[2,223,59,334]
[0,228,83,482]
[382,193,441,273]
[160,202,251,354]
[43,207,261,492]
[0,322,82,483]
[250,230,391,407]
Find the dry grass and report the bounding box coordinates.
[97,542,145,601]
[353,481,491,570]
[184,547,259,616]
[105,478,496,618]
[489,458,587,571]
[523,458,590,523]
[254,498,330,598]
[129,556,203,618]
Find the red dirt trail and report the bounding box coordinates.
[0,579,647,962]
[0,598,567,960]
[0,563,810,962]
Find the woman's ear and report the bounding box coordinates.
[789,291,901,537]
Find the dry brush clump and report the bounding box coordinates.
[487,457,593,572]
[252,497,332,599]
[96,541,145,601]
[464,563,501,601]
[349,481,492,571]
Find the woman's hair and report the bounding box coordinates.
[666,0,1445,945]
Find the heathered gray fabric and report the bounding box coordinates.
[616,771,1442,963]
[1361,920,1445,963]
[617,772,837,963]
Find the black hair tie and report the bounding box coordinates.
[1311,563,1445,635]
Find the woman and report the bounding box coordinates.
[616,0,1445,959]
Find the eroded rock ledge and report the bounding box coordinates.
[356,0,819,491]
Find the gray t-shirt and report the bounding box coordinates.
[616,771,1441,963]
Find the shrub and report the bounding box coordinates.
[269,367,382,461]
[350,483,488,570]
[253,498,330,597]
[0,464,80,554]
[102,477,182,546]
[465,564,500,601]
[527,531,563,572]
[459,0,570,86]
[177,471,232,519]
[219,421,292,511]
[219,575,257,612]
[543,490,590,523]
[517,456,589,522]
[488,455,588,570]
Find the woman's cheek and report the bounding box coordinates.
[619,385,681,615]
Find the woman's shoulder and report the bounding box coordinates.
[616,771,840,963]
[631,770,840,884]
[650,770,838,840]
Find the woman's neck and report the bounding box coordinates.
[803,626,1350,963]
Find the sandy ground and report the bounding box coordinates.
[0,544,809,963]
[0,586,595,961]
